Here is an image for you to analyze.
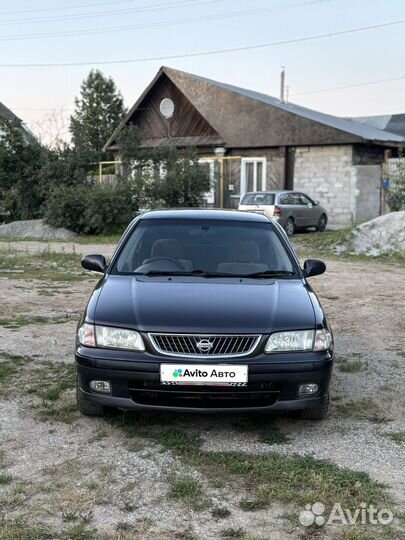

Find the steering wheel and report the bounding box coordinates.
[143,256,185,269]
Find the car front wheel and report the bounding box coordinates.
[76,377,106,416]
[284,218,295,237]
[316,214,327,232]
[298,393,330,420]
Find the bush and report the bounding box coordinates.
[45,181,137,234]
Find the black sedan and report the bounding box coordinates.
[76,209,333,419]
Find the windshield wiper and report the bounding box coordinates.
[242,270,296,278]
[133,269,296,278]
[133,269,211,277]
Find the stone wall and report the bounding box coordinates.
[351,165,381,223]
[294,145,354,228]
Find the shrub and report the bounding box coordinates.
[45,181,137,234]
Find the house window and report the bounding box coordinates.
[198,159,215,206]
[240,158,266,198]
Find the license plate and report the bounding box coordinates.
[160,364,248,386]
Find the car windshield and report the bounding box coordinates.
[241,193,275,205]
[112,219,297,277]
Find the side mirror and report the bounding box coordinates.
[303,259,326,278]
[315,200,320,206]
[81,254,107,273]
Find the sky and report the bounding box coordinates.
[1,0,404,144]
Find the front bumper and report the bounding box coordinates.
[76,346,333,413]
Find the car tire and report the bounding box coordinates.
[299,393,330,420]
[284,218,295,237]
[316,214,327,233]
[76,378,106,416]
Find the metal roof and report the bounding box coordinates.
[345,113,405,138]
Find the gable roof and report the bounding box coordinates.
[0,102,21,123]
[105,66,404,151]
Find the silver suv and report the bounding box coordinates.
[238,191,328,236]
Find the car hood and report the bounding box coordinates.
[92,276,316,333]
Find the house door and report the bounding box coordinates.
[240,158,266,199]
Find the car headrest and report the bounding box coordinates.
[227,241,260,262]
[151,239,184,259]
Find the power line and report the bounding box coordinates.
[10,75,405,112]
[0,19,403,68]
[0,0,222,26]
[0,1,329,41]
[0,0,136,15]
[292,75,405,96]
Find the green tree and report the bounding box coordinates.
[0,118,44,220]
[70,70,126,164]
[118,126,211,209]
[386,150,405,210]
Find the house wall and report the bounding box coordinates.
[294,145,383,228]
[351,165,381,223]
[229,148,285,191]
[294,145,354,228]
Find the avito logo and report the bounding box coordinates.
[172,368,236,378]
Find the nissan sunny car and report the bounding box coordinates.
[76,209,333,420]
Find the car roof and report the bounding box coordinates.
[243,191,292,195]
[140,208,270,222]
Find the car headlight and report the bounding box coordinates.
[78,323,145,351]
[265,329,332,353]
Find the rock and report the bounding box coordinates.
[0,219,76,240]
[344,211,405,256]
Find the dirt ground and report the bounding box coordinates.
[0,242,404,540]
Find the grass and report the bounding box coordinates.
[0,248,95,281]
[0,233,121,245]
[335,398,390,423]
[197,452,388,510]
[220,528,246,539]
[0,518,54,540]
[337,358,367,373]
[239,498,268,511]
[36,403,78,424]
[211,506,231,518]
[169,476,208,510]
[0,473,13,485]
[0,353,34,394]
[232,416,290,445]
[0,315,75,329]
[0,354,77,422]
[106,410,389,515]
[26,362,76,402]
[106,412,203,454]
[383,431,405,445]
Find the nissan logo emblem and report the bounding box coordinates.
[196,338,214,353]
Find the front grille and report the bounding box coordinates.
[148,333,261,358]
[129,382,279,409]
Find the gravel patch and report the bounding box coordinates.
[0,219,76,240]
[0,254,404,538]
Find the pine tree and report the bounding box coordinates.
[69,70,126,163]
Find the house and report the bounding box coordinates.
[0,101,36,144]
[104,67,404,228]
